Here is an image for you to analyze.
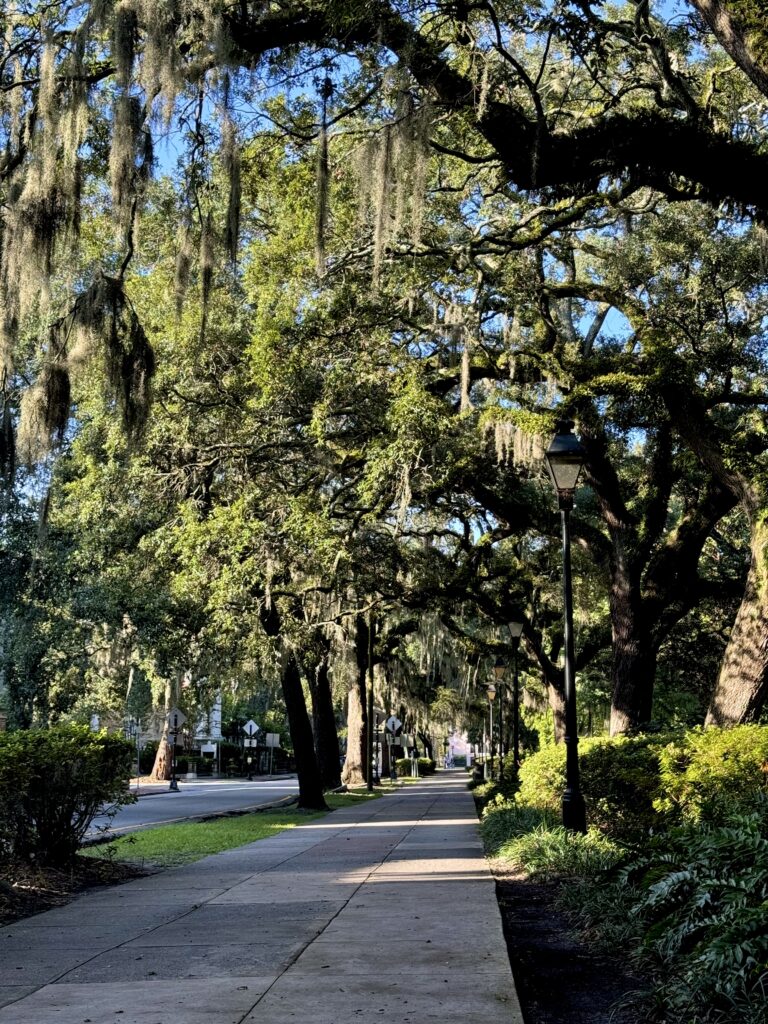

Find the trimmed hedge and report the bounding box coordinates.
[395,757,436,777]
[655,725,768,823]
[0,725,134,865]
[516,725,768,842]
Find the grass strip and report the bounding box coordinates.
[83,790,380,868]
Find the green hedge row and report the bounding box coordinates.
[516,724,768,841]
[395,757,437,777]
[0,725,134,865]
[479,725,768,1024]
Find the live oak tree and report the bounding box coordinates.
[3,0,768,744]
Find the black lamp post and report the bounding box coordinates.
[367,614,377,793]
[492,659,506,781]
[545,419,587,834]
[486,682,497,779]
[509,620,524,770]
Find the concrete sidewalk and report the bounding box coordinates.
[0,772,523,1024]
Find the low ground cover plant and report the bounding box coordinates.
[478,724,768,1024]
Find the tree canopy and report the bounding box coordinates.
[1,0,767,802]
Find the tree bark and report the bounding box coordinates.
[706,522,768,725]
[609,561,656,734]
[150,676,173,781]
[548,681,566,743]
[309,651,342,790]
[341,615,369,787]
[690,0,768,99]
[657,377,768,726]
[260,602,327,810]
[282,651,328,810]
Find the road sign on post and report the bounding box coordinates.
[385,715,402,735]
[167,708,187,731]
[264,732,280,775]
[243,719,259,737]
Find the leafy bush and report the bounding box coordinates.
[138,739,159,774]
[0,725,134,865]
[480,801,556,853]
[517,726,768,841]
[517,733,669,841]
[452,755,466,767]
[497,823,623,881]
[655,725,768,824]
[395,757,435,777]
[566,813,768,1024]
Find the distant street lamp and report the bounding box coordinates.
[367,615,376,793]
[545,419,587,834]
[486,682,497,780]
[509,620,524,770]
[492,658,506,782]
[167,707,187,793]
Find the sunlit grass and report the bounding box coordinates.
[83,790,380,868]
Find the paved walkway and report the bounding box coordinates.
[0,773,523,1024]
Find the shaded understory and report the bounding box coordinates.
[496,872,645,1024]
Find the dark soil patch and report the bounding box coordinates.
[496,870,646,1024]
[0,856,151,925]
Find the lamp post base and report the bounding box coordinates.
[169,778,179,792]
[562,790,586,833]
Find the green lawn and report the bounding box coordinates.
[83,790,380,868]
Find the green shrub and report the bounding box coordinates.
[497,824,624,880]
[517,732,673,841]
[655,725,768,824]
[452,755,466,767]
[395,757,435,777]
[480,802,556,853]
[569,814,768,1023]
[0,725,134,865]
[518,726,768,841]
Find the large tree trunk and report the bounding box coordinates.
[548,680,566,743]
[282,651,328,810]
[609,568,656,734]
[309,652,341,790]
[690,0,768,100]
[150,676,173,781]
[341,615,369,787]
[706,523,768,725]
[260,602,326,810]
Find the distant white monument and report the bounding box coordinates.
[195,691,222,739]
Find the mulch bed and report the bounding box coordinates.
[495,870,646,1024]
[0,857,151,925]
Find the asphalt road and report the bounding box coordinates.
[87,777,299,838]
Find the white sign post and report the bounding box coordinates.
[242,721,260,778]
[385,716,403,780]
[264,732,280,775]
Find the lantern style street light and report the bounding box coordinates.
[545,419,587,834]
[486,682,497,780]
[493,658,506,781]
[508,620,524,770]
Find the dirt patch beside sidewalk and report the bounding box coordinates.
[494,868,646,1024]
[0,857,151,925]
